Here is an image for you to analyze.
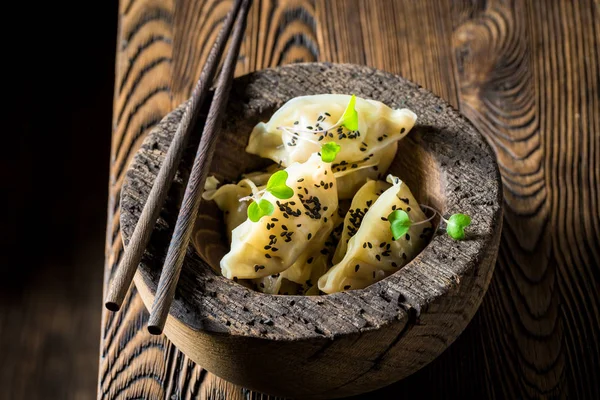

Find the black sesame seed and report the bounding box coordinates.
[392,262,398,267]
[381,217,388,221]
[297,224,302,227]
[399,197,410,204]
[307,126,313,129]
[402,253,407,260]
[379,242,386,248]
[308,233,312,240]
[307,257,314,264]
[271,247,279,252]
[363,242,367,248]
[377,136,383,141]
[401,127,406,133]
[269,234,276,239]
[271,218,279,222]
[355,264,360,272]
[366,200,373,207]
[344,285,351,290]
[407,207,412,212]
[368,242,373,248]
[405,234,411,240]
[265,254,272,259]
[233,277,238,282]
[320,249,328,255]
[294,121,299,125]
[392,205,397,210]
[282,225,288,231]
[264,245,271,250]
[375,254,381,261]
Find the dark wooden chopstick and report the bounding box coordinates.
[147,0,252,335]
[104,0,245,312]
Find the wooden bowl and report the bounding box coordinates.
[120,63,503,399]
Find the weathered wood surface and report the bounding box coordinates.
[100,0,600,399]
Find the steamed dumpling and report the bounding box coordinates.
[253,214,335,294]
[332,179,391,264]
[221,153,338,280]
[254,210,343,295]
[246,94,416,199]
[318,175,432,294]
[333,142,397,199]
[202,165,280,242]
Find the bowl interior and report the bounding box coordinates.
[120,63,502,343]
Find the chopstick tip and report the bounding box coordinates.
[105,301,121,312]
[147,324,164,335]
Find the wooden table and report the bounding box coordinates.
[99,1,599,398]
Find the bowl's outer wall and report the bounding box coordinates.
[121,63,503,398]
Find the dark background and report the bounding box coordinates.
[1,2,118,398]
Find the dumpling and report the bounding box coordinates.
[221,153,338,280]
[201,165,279,242]
[318,175,432,294]
[253,211,342,294]
[333,142,397,199]
[332,179,391,264]
[246,94,416,199]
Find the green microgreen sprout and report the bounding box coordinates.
[321,141,341,163]
[339,94,358,131]
[388,210,412,240]
[247,199,275,222]
[240,170,294,222]
[445,213,471,240]
[387,205,471,241]
[266,170,294,199]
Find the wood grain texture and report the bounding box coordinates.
[101,0,600,398]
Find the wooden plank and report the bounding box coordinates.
[101,1,317,398]
[101,0,600,398]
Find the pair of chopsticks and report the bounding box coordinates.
[105,0,252,335]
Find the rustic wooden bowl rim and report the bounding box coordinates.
[120,62,502,342]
